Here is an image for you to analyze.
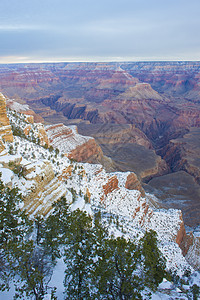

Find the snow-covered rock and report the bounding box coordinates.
[0,98,196,275]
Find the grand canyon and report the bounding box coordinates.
[0,61,200,227]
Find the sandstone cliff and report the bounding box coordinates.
[0,93,13,142]
[6,98,44,123]
[22,160,67,216]
[0,137,5,154]
[45,123,114,170]
[125,172,145,197]
[24,123,50,147]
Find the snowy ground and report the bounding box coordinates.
[1,108,200,299]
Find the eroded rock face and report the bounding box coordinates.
[180,232,194,257]
[77,123,168,179]
[146,171,200,227]
[0,62,200,137]
[0,93,13,142]
[162,128,200,184]
[22,160,67,216]
[24,123,50,147]
[36,124,50,147]
[176,214,187,247]
[68,138,104,163]
[139,154,169,181]
[1,62,200,156]
[116,83,163,101]
[6,99,44,123]
[102,175,119,197]
[0,105,193,270]
[1,62,200,229]
[45,123,114,170]
[78,124,153,149]
[121,61,200,99]
[185,236,200,269]
[25,115,34,124]
[125,173,145,197]
[0,138,5,154]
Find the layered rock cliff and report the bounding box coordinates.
[0,93,13,142]
[6,98,44,123]
[45,123,115,170]
[0,101,197,273]
[21,160,67,216]
[1,61,200,228]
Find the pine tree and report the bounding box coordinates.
[64,209,94,299]
[13,216,57,299]
[45,196,71,257]
[0,176,31,291]
[139,230,166,291]
[0,173,59,299]
[93,236,143,300]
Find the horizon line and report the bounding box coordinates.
[0,59,200,65]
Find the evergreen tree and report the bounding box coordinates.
[45,196,71,259]
[0,176,31,291]
[92,210,108,254]
[139,230,166,291]
[64,209,94,300]
[0,169,167,299]
[93,236,143,300]
[13,216,57,299]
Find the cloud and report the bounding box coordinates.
[0,0,200,62]
[0,25,45,31]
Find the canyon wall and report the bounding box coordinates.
[0,62,200,227]
[0,93,13,142]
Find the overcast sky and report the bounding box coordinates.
[0,0,199,63]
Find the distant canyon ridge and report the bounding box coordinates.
[1,61,200,227]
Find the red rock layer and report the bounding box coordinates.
[102,175,119,196]
[125,173,145,196]
[68,139,104,163]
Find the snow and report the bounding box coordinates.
[0,153,21,164]
[1,106,200,299]
[20,157,30,165]
[0,282,16,300]
[47,257,66,299]
[2,129,190,274]
[6,99,30,112]
[159,278,173,289]
[0,167,13,184]
[115,171,130,188]
[190,271,200,286]
[71,197,93,216]
[45,123,92,154]
[84,203,93,215]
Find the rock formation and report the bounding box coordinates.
[162,128,200,184]
[116,83,163,101]
[0,93,13,142]
[102,175,119,197]
[125,172,145,196]
[1,62,200,228]
[6,98,44,123]
[185,235,200,269]
[0,137,5,154]
[146,170,200,227]
[22,160,67,216]
[0,102,197,272]
[45,123,114,170]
